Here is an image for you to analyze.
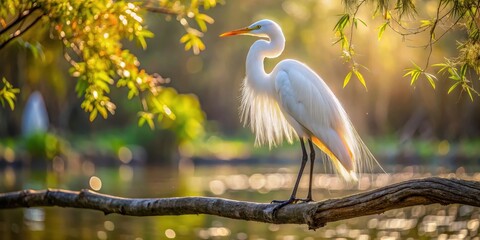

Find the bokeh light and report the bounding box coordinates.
[3,147,15,163]
[209,180,225,195]
[118,146,132,164]
[97,230,107,240]
[104,221,115,231]
[89,176,102,191]
[165,229,176,239]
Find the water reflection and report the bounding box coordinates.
[0,164,479,239]
[23,208,45,231]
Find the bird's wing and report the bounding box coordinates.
[274,63,356,181]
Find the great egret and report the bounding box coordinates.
[220,19,378,209]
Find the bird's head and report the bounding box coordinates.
[220,19,281,39]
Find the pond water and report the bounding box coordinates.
[0,162,479,240]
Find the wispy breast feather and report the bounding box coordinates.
[240,77,297,148]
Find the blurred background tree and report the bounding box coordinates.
[0,0,219,163]
[0,0,479,165]
[1,1,480,238]
[338,0,480,101]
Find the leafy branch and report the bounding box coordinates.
[333,4,369,90]
[338,0,480,98]
[434,60,480,101]
[0,0,210,141]
[0,8,44,50]
[0,77,20,110]
[144,0,219,55]
[404,61,437,89]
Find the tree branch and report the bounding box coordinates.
[0,14,44,50]
[1,177,479,230]
[143,6,181,15]
[0,6,40,36]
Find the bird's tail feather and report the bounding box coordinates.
[311,136,358,182]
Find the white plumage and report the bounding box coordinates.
[221,19,379,206]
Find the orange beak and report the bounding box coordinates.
[219,27,252,37]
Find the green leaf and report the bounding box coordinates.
[420,19,432,27]
[0,77,19,110]
[138,116,146,127]
[353,69,367,89]
[432,62,450,74]
[334,14,350,32]
[377,22,388,40]
[97,105,108,119]
[460,64,468,79]
[89,109,98,122]
[6,97,14,110]
[146,116,155,129]
[404,62,423,86]
[448,81,461,94]
[355,17,367,28]
[127,88,138,99]
[195,14,214,32]
[424,72,437,89]
[180,34,190,43]
[138,112,155,129]
[466,85,474,101]
[203,0,217,9]
[196,18,207,32]
[343,71,353,88]
[137,35,147,50]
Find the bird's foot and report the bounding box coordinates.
[270,198,298,216]
[271,198,298,204]
[270,196,314,216]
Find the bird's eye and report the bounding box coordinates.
[254,25,261,30]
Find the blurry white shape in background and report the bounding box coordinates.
[21,91,49,136]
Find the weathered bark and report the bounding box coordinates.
[1,177,479,230]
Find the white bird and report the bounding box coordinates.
[220,19,379,209]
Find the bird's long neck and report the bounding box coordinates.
[245,33,285,95]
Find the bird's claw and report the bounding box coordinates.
[270,198,299,216]
[271,198,297,204]
[270,197,315,217]
[271,197,313,205]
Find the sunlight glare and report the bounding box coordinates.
[209,180,225,195]
[4,147,15,162]
[165,229,176,239]
[97,230,107,240]
[437,140,450,156]
[104,221,115,231]
[225,174,249,190]
[89,176,102,191]
[118,146,133,164]
[468,219,479,231]
[265,173,284,190]
[248,173,266,190]
[209,227,230,237]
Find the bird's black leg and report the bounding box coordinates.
[271,138,308,212]
[300,139,315,202]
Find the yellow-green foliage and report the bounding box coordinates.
[336,0,480,99]
[0,77,19,110]
[0,0,219,141]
